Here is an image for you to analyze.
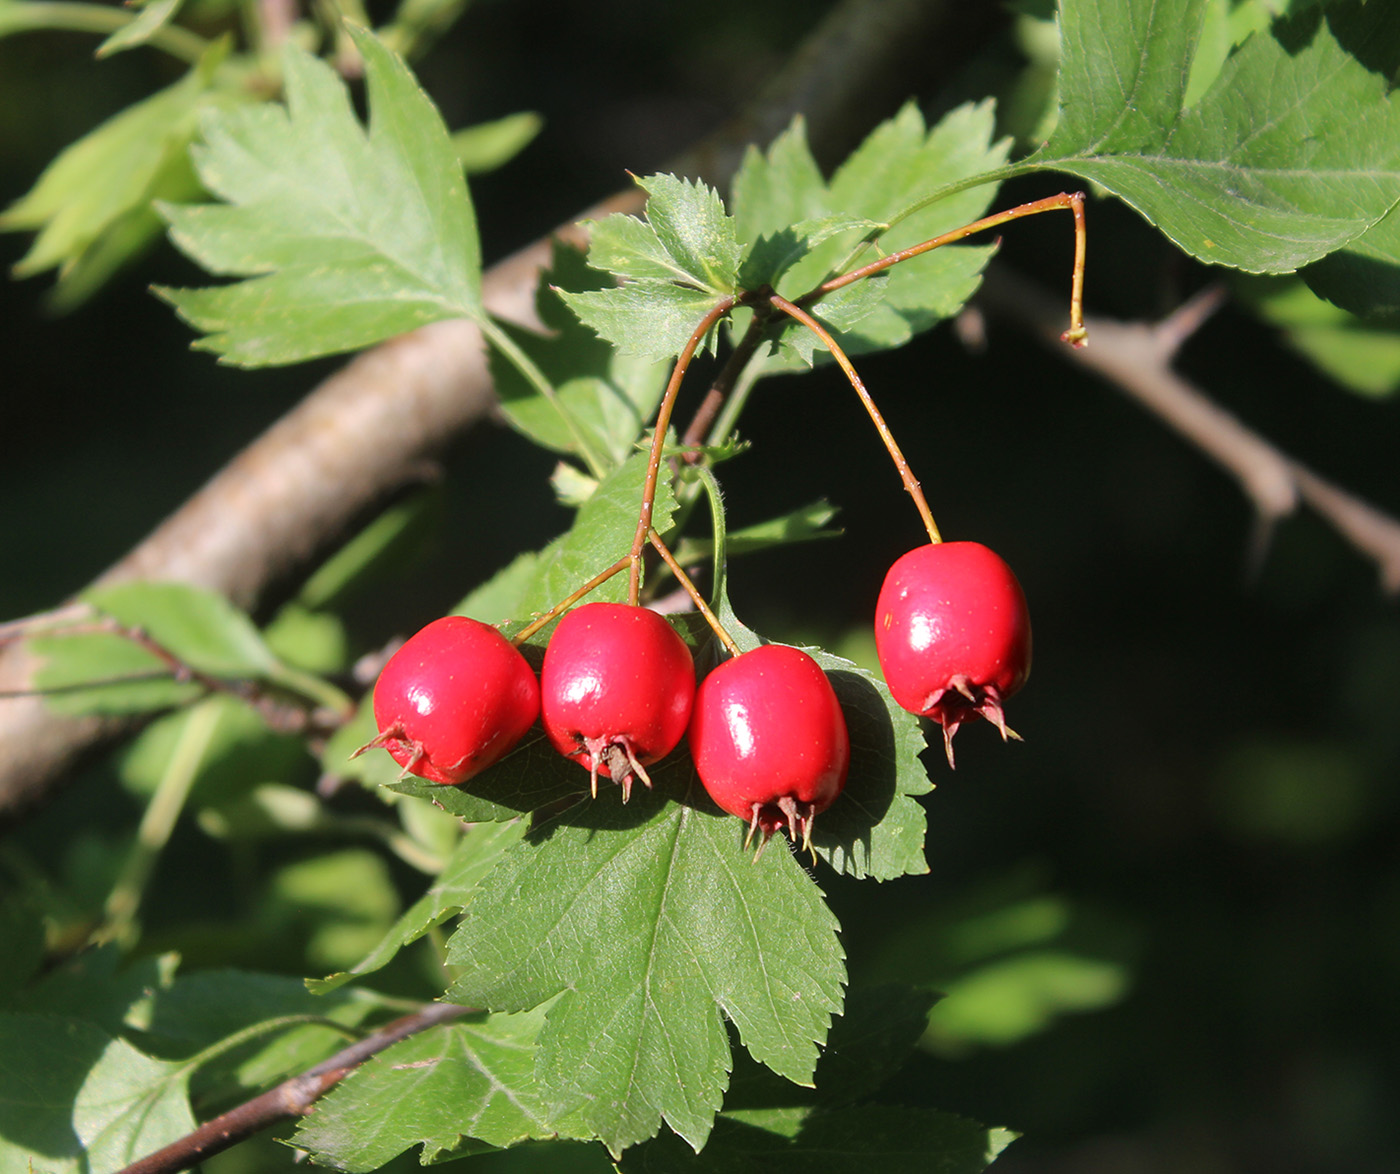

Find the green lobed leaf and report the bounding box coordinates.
[292,1005,587,1169]
[445,779,846,1157]
[587,174,742,294]
[563,280,732,358]
[1030,0,1400,272]
[158,25,482,365]
[0,1013,196,1174]
[560,173,741,357]
[730,103,1009,365]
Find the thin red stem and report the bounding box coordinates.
[647,529,740,656]
[629,297,736,604]
[510,555,631,646]
[117,1003,471,1174]
[815,191,1089,347]
[768,293,941,544]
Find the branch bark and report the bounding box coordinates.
[0,0,1005,820]
[117,1002,471,1174]
[977,266,1400,594]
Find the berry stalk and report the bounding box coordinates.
[768,292,942,545]
[629,296,736,605]
[647,528,740,657]
[510,555,632,646]
[813,191,1089,347]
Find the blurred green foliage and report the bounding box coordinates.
[2,1,1400,1172]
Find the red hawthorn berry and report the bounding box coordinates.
[689,643,850,851]
[540,602,695,801]
[874,541,1031,766]
[359,615,540,784]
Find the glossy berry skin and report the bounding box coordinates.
[366,616,540,785]
[874,541,1031,765]
[541,602,695,801]
[689,644,850,849]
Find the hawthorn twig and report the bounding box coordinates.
[978,267,1400,594]
[116,1002,472,1174]
[1,0,1001,821]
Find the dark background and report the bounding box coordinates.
[3,2,1399,1172]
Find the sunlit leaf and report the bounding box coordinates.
[0,1013,196,1173]
[446,781,846,1156]
[293,1006,588,1168]
[1030,0,1400,272]
[158,26,482,365]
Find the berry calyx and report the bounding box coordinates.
[540,602,695,801]
[874,541,1031,766]
[359,615,540,784]
[689,644,850,852]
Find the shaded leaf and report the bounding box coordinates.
[723,984,941,1113]
[1304,203,1400,324]
[713,596,931,881]
[0,43,227,307]
[1238,272,1400,396]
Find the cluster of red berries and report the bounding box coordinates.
[363,541,1030,850]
